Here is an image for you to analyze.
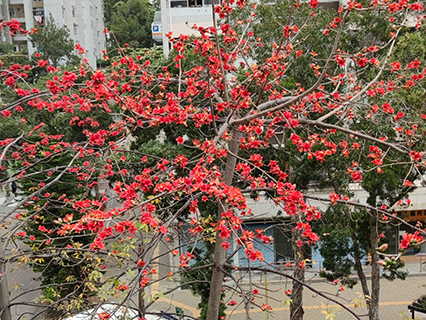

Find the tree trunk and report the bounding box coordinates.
[0,257,12,320]
[290,259,305,320]
[290,214,305,320]
[138,284,145,319]
[205,228,226,320]
[137,233,146,319]
[369,213,380,320]
[206,129,240,320]
[351,234,370,299]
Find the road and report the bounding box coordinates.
[146,266,426,320]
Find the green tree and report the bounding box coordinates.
[108,0,154,49]
[103,0,123,25]
[30,15,78,67]
[19,150,100,308]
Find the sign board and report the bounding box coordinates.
[152,24,162,35]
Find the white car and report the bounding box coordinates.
[65,304,165,320]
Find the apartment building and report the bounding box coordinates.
[1,0,106,68]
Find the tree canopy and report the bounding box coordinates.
[30,15,78,68]
[107,0,154,49]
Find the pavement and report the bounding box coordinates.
[143,258,426,320]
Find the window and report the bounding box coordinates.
[170,0,187,7]
[73,24,77,36]
[170,0,209,6]
[273,227,293,262]
[9,8,15,18]
[72,6,76,17]
[203,0,220,6]
[33,8,44,24]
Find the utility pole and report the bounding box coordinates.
[160,0,170,57]
[1,0,12,44]
[0,251,12,320]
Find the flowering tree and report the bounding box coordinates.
[1,1,426,320]
[30,15,78,68]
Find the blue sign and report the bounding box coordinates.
[152,25,159,32]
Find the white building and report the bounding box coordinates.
[1,0,35,53]
[44,0,105,68]
[1,0,106,69]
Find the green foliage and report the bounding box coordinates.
[233,2,336,90]
[108,0,155,49]
[392,31,426,66]
[30,15,78,67]
[315,206,370,288]
[19,148,100,303]
[104,0,124,25]
[8,85,112,307]
[0,42,14,54]
[340,9,392,51]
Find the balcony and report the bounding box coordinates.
[12,33,28,42]
[13,17,26,23]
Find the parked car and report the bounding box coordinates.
[65,304,164,320]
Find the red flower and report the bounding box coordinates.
[1,110,12,118]
[351,171,362,182]
[221,241,230,250]
[308,0,318,8]
[400,232,423,249]
[117,284,129,291]
[98,312,111,320]
[261,303,273,311]
[335,55,346,67]
[5,77,15,87]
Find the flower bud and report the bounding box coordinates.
[377,243,388,252]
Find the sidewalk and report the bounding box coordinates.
[147,260,426,320]
[231,256,426,284]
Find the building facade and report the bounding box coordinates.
[1,0,106,68]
